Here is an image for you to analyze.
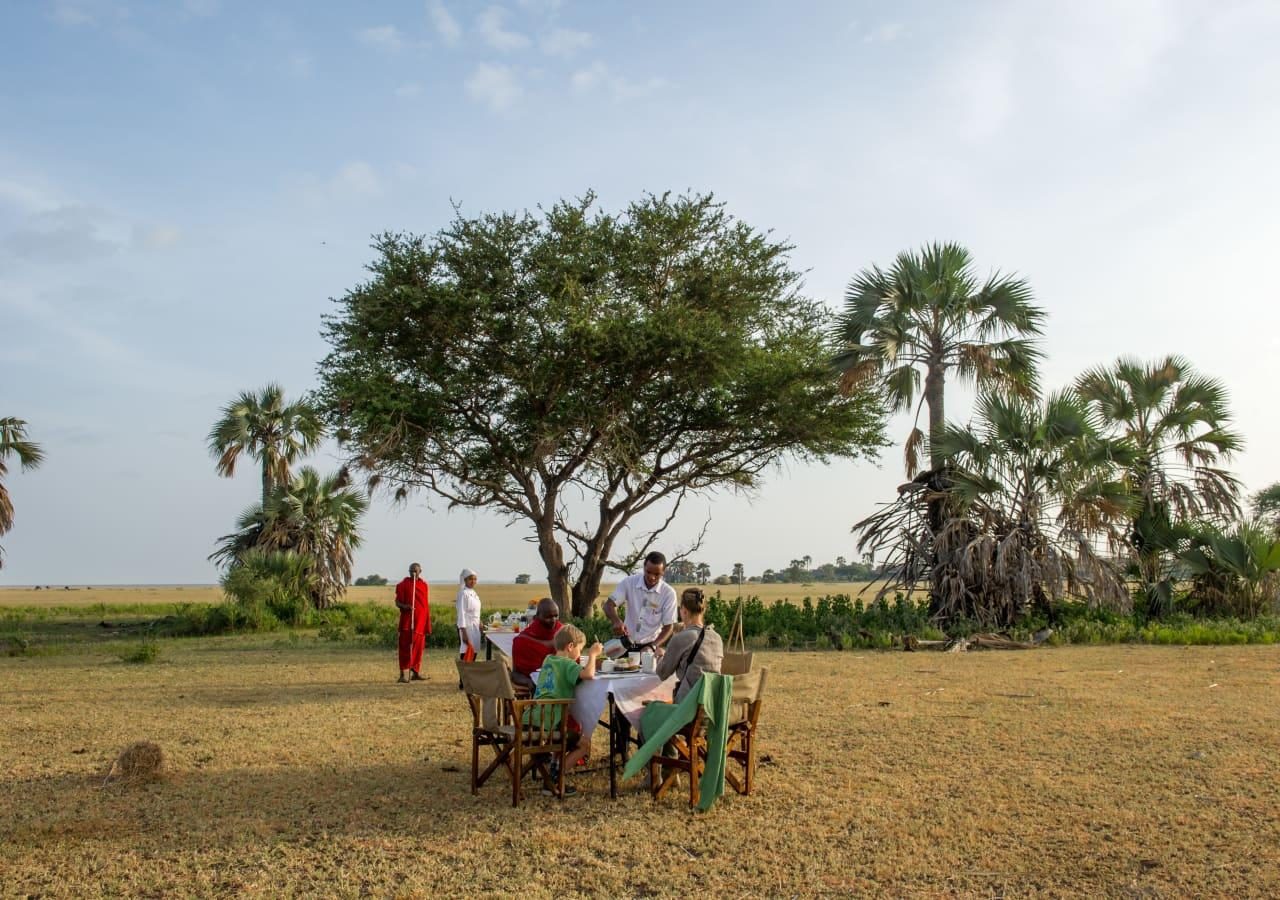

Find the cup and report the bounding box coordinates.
[600,658,615,673]
[628,651,641,668]
[641,650,656,674]
[578,655,588,667]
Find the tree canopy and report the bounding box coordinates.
[833,242,1045,475]
[317,192,885,616]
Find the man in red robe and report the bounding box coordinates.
[511,597,562,687]
[395,563,431,683]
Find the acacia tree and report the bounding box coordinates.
[208,384,324,508]
[318,193,885,617]
[833,242,1045,476]
[0,417,44,569]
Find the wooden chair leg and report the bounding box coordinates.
[471,732,480,795]
[512,743,522,807]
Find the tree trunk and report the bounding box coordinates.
[924,359,947,617]
[534,515,572,613]
[261,465,273,511]
[925,361,946,472]
[569,519,617,618]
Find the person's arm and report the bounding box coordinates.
[655,631,687,680]
[394,582,410,611]
[652,623,675,651]
[603,593,628,636]
[579,641,603,680]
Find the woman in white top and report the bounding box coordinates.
[455,568,483,660]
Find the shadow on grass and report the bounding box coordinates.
[3,758,649,849]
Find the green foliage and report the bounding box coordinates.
[354,574,388,586]
[212,468,368,609]
[317,192,885,617]
[220,550,313,626]
[1179,520,1280,619]
[1077,355,1243,617]
[0,416,45,569]
[1250,482,1280,532]
[833,242,1045,475]
[119,639,160,664]
[208,383,323,507]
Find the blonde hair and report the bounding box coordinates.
[554,624,585,651]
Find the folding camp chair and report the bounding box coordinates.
[456,659,573,805]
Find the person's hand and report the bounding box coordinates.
[587,641,603,658]
[654,646,665,660]
[611,619,628,637]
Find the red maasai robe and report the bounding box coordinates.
[396,577,430,672]
[512,617,562,675]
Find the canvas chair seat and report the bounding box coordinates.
[457,659,574,805]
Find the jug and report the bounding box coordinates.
[640,650,656,674]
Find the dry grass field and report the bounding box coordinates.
[0,581,877,611]
[4,638,1279,898]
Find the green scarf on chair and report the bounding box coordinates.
[622,672,734,811]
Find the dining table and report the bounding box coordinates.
[528,664,677,798]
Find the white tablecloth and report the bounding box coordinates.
[570,671,676,729]
[485,630,519,659]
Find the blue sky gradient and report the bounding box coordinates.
[4,1,1280,584]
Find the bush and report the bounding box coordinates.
[119,640,160,664]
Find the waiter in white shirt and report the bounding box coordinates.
[603,551,678,652]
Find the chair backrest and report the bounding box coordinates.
[721,651,754,676]
[729,667,768,727]
[457,659,516,730]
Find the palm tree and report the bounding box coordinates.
[1,418,44,569]
[212,467,367,608]
[1076,355,1242,616]
[834,242,1046,476]
[208,384,324,507]
[855,390,1134,625]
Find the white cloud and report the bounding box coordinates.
[333,161,382,197]
[395,82,424,99]
[863,22,904,43]
[477,6,530,51]
[466,63,523,111]
[182,0,219,16]
[51,4,94,26]
[570,61,606,93]
[137,224,181,249]
[357,25,405,52]
[569,62,667,101]
[2,205,126,263]
[428,0,462,46]
[540,27,592,57]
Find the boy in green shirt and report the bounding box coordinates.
[530,624,602,784]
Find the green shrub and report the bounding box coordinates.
[119,640,160,664]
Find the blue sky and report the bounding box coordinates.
[4,0,1280,585]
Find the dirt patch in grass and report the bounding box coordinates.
[2,640,1278,897]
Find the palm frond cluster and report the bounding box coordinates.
[0,417,45,569]
[838,246,1261,625]
[208,388,365,610]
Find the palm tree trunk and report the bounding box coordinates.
[924,359,947,617]
[925,361,946,472]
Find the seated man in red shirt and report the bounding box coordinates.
[511,597,563,690]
